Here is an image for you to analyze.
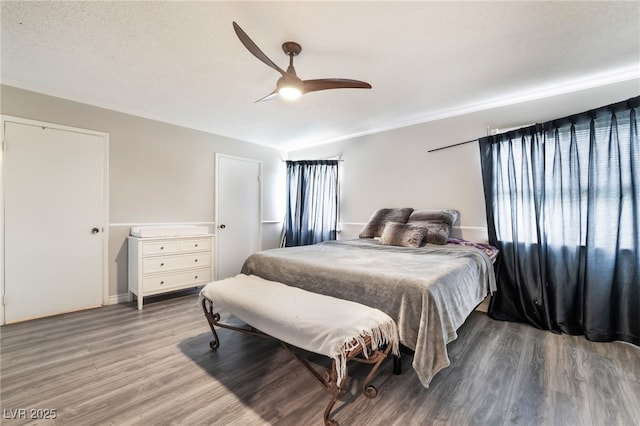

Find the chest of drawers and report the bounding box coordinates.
[128,234,215,310]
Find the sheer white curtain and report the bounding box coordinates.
[285,160,339,247]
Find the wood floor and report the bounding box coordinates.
[1,291,638,426]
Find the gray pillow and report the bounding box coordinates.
[422,222,450,245]
[407,209,459,245]
[379,222,428,248]
[408,209,460,226]
[359,208,414,238]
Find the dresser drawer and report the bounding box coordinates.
[180,238,211,252]
[143,268,212,292]
[129,233,214,310]
[142,240,180,256]
[142,253,211,274]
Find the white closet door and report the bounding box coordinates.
[216,154,262,280]
[3,121,106,323]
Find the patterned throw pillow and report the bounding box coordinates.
[379,222,428,248]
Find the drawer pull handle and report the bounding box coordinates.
[160,246,164,250]
[195,244,198,247]
[194,275,198,279]
[194,259,198,263]
[160,281,165,285]
[160,263,165,267]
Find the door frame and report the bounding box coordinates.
[214,153,262,280]
[1,115,110,325]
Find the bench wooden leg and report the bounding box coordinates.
[323,362,343,426]
[279,342,344,425]
[361,345,391,398]
[201,298,222,350]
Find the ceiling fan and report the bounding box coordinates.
[232,21,372,102]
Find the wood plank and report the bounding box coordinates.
[1,293,638,426]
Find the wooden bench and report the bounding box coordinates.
[200,274,399,426]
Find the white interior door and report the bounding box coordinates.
[216,154,261,280]
[3,119,107,324]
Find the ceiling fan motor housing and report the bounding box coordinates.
[282,42,302,56]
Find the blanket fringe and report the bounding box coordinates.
[334,320,399,384]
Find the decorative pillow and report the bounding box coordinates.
[407,209,459,245]
[359,208,414,238]
[379,222,428,248]
[408,209,460,226]
[423,222,450,245]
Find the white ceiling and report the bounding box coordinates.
[2,1,639,151]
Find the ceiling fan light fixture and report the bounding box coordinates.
[278,86,302,100]
[276,75,303,100]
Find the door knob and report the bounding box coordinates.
[219,224,226,229]
[91,227,100,234]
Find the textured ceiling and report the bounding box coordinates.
[2,1,639,151]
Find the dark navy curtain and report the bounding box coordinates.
[479,96,639,345]
[285,160,339,247]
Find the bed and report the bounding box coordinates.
[240,208,497,388]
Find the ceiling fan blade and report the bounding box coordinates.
[303,78,372,94]
[255,90,279,103]
[233,22,285,75]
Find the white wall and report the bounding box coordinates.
[2,80,637,298]
[1,85,286,299]
[289,80,639,242]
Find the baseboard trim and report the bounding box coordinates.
[107,293,130,305]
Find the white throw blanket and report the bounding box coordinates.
[200,274,399,384]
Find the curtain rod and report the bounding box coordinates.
[427,138,478,153]
[428,123,534,153]
[280,155,344,162]
[281,159,345,162]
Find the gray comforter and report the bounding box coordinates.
[241,238,496,387]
